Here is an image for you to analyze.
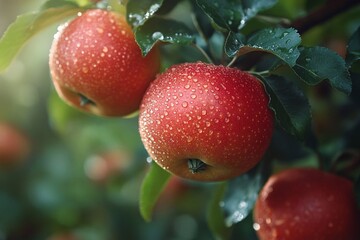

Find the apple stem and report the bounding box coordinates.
[79,94,95,106]
[188,158,207,174]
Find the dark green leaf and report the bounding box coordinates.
[225,28,301,66]
[135,17,195,56]
[222,168,263,227]
[293,46,351,95]
[139,161,171,222]
[0,6,81,72]
[127,0,164,27]
[196,0,277,32]
[261,75,311,140]
[346,26,360,67]
[207,182,231,240]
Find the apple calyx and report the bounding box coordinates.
[187,158,207,174]
[79,94,95,107]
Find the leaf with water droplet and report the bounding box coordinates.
[140,161,171,222]
[292,46,351,95]
[126,0,164,27]
[0,1,82,72]
[221,166,264,226]
[346,26,360,68]
[196,0,277,32]
[135,17,195,56]
[261,75,311,140]
[225,27,301,66]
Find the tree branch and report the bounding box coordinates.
[288,0,359,34]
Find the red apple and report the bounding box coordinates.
[84,150,131,183]
[253,168,360,240]
[139,62,273,181]
[49,9,160,117]
[0,123,30,166]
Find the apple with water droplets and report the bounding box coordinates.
[139,62,274,181]
[253,168,360,240]
[49,9,160,117]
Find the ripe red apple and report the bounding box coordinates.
[49,9,160,117]
[0,123,30,166]
[139,62,273,181]
[84,150,131,183]
[253,168,360,240]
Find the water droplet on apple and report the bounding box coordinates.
[253,223,260,231]
[82,67,89,73]
[182,101,188,108]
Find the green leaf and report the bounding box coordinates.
[0,6,81,72]
[346,26,360,67]
[222,168,263,227]
[207,182,231,240]
[134,17,195,56]
[40,0,82,9]
[225,27,301,66]
[293,46,351,95]
[126,0,164,27]
[261,75,311,140]
[139,161,171,222]
[196,0,277,32]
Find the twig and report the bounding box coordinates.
[287,0,359,34]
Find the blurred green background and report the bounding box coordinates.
[0,0,360,239]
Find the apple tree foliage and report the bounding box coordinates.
[0,0,360,239]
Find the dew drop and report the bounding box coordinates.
[201,110,207,115]
[146,156,153,163]
[82,67,89,73]
[191,94,197,99]
[182,101,188,108]
[253,223,260,231]
[184,84,190,89]
[103,46,108,52]
[152,31,164,40]
[187,136,193,142]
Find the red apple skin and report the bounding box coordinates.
[139,62,274,181]
[49,9,160,117]
[0,123,29,166]
[253,168,360,240]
